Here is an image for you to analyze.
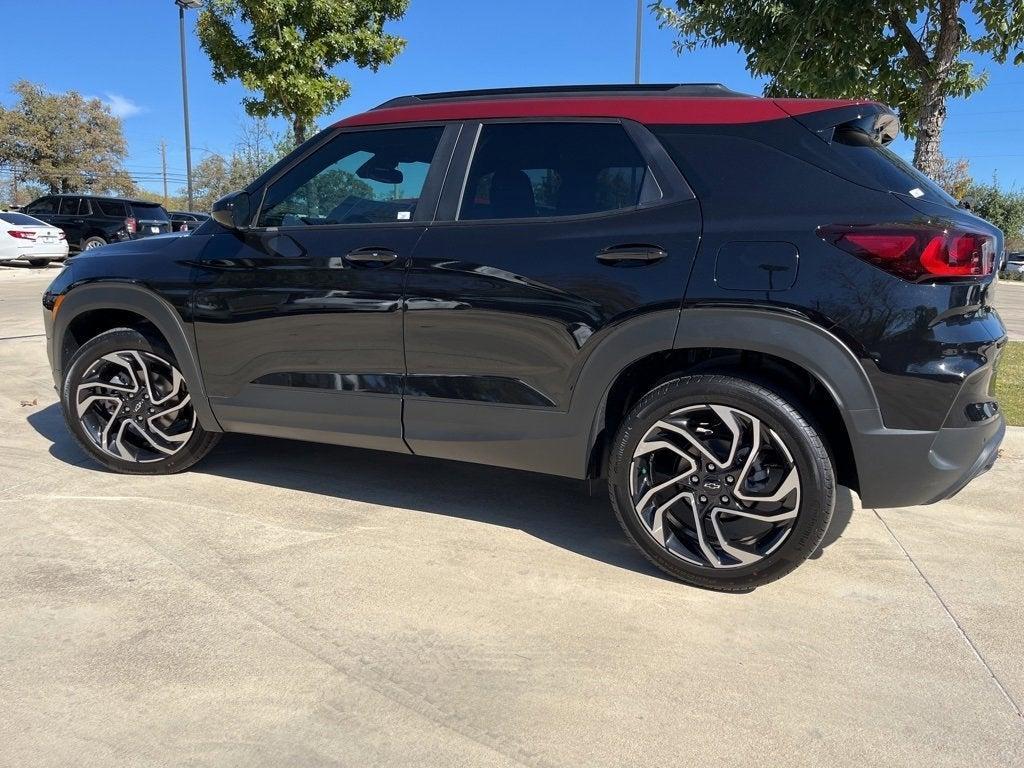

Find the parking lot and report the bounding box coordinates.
[2,265,1023,767]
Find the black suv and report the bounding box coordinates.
[42,85,1007,590]
[22,194,172,252]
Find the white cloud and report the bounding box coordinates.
[103,93,144,119]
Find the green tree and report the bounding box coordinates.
[0,80,133,195]
[133,187,189,211]
[197,0,409,147]
[931,154,973,201]
[189,153,236,211]
[966,179,1024,250]
[653,1,1024,177]
[181,118,292,210]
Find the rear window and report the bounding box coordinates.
[95,200,128,217]
[829,127,958,206]
[0,212,44,225]
[130,203,169,221]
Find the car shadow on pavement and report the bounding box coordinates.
[27,403,854,584]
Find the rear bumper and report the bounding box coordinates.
[849,408,1005,508]
[2,245,68,261]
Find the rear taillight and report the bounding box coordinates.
[8,230,36,240]
[125,217,137,234]
[58,231,66,240]
[819,223,995,282]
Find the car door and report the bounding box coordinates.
[59,196,88,244]
[191,122,457,452]
[48,195,80,240]
[402,119,701,474]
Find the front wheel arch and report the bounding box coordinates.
[53,283,221,433]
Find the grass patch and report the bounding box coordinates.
[997,341,1024,426]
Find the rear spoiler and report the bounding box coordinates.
[777,101,900,146]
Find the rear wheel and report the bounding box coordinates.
[81,236,106,251]
[28,259,49,267]
[60,328,220,474]
[608,374,834,590]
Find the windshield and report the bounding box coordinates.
[831,127,959,206]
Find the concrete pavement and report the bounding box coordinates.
[2,266,1022,767]
[995,279,1024,340]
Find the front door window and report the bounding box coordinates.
[258,126,445,228]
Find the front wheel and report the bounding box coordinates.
[60,328,220,474]
[608,374,835,590]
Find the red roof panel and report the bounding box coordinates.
[334,96,876,128]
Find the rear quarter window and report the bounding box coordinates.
[95,200,128,217]
[828,127,958,206]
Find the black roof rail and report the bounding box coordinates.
[374,83,752,109]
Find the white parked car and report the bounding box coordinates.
[1003,252,1024,275]
[0,211,69,265]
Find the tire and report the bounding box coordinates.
[60,328,220,474]
[607,374,835,591]
[28,259,50,267]
[81,236,107,251]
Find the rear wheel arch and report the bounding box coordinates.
[580,308,872,490]
[80,230,108,244]
[54,283,221,432]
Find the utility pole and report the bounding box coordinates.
[160,140,169,207]
[175,0,201,212]
[634,0,643,84]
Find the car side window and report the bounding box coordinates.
[458,122,661,221]
[57,197,80,215]
[25,197,57,214]
[258,126,445,228]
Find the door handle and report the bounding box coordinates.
[345,247,399,265]
[596,244,667,265]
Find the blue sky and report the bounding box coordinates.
[2,0,1023,195]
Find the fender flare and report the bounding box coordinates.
[53,281,221,432]
[574,306,879,475]
[671,307,878,411]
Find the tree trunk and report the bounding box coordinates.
[912,78,947,179]
[292,116,308,149]
[890,0,960,181]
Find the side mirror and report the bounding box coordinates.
[211,190,252,230]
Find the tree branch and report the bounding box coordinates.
[888,10,931,72]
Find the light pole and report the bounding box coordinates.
[634,0,643,84]
[175,0,202,212]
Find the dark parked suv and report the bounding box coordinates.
[22,194,172,252]
[42,84,1007,590]
[169,210,211,232]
